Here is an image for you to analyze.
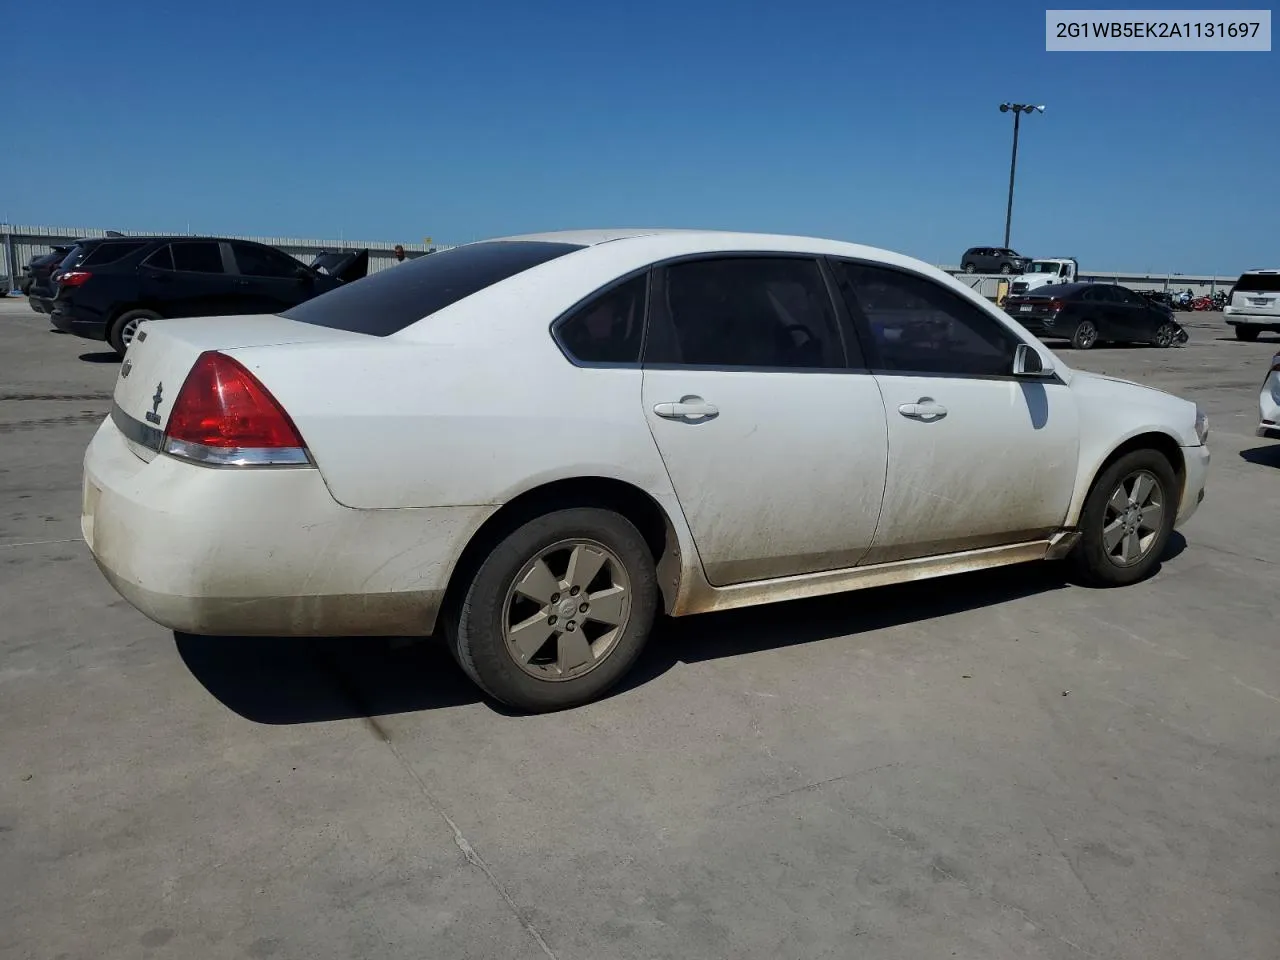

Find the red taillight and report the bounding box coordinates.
[1045,300,1066,312]
[58,270,92,287]
[163,352,308,464]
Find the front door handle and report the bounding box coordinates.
[898,397,948,421]
[654,396,719,421]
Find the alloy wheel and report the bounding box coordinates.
[1101,470,1164,567]
[502,539,632,681]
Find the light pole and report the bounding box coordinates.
[999,102,1044,249]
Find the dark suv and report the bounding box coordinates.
[48,236,369,354]
[960,247,1030,275]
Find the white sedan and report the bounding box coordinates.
[82,230,1210,711]
[1259,351,1280,440]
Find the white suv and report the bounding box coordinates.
[1225,270,1280,341]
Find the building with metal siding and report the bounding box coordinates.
[1,224,455,291]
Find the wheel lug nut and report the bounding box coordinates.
[569,586,580,597]
[550,593,560,603]
[566,621,576,632]
[579,603,589,613]
[548,615,557,625]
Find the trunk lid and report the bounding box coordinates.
[310,249,370,283]
[111,315,365,460]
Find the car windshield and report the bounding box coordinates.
[282,240,585,336]
[1027,262,1059,274]
[1235,273,1280,293]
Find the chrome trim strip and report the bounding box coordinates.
[162,438,313,468]
[111,401,163,451]
[110,400,313,468]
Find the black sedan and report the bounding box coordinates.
[1004,282,1188,350]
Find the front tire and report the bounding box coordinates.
[1234,325,1259,342]
[1000,263,1013,275]
[1071,449,1177,587]
[962,263,976,274]
[108,309,162,355]
[449,508,658,712]
[1154,322,1178,348]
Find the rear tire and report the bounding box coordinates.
[108,309,161,355]
[1071,449,1177,587]
[1071,319,1099,350]
[1234,325,1259,342]
[448,507,658,712]
[963,263,976,274]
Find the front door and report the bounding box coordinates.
[831,259,1079,564]
[641,256,889,586]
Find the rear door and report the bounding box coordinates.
[640,255,889,585]
[228,241,312,313]
[138,241,237,318]
[832,259,1078,564]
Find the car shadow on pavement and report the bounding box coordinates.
[174,633,481,724]
[78,351,120,364]
[1240,445,1280,468]
[177,539,1189,723]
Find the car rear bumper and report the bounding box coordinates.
[82,417,492,637]
[1225,313,1280,329]
[1176,443,1210,526]
[49,303,108,340]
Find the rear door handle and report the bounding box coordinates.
[654,396,719,421]
[898,397,948,421]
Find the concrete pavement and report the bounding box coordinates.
[2,300,1278,959]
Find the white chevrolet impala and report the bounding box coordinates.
[83,230,1210,711]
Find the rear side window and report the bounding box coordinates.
[80,241,148,267]
[282,241,584,336]
[1235,273,1280,293]
[143,246,174,271]
[171,242,225,274]
[555,275,647,364]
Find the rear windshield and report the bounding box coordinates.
[1235,272,1280,293]
[70,240,148,267]
[282,241,585,336]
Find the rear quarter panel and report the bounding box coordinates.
[226,338,678,511]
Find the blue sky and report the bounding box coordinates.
[3,0,1275,272]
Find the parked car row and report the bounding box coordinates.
[24,236,369,354]
[1003,281,1188,350]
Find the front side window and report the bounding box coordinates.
[835,261,1018,377]
[555,275,647,364]
[170,242,225,274]
[283,240,584,335]
[232,242,303,279]
[645,257,845,369]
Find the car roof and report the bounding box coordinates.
[475,228,931,264]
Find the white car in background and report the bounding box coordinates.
[1225,269,1280,341]
[1259,351,1280,440]
[82,230,1210,712]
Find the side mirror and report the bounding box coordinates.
[294,265,314,282]
[1013,342,1053,377]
